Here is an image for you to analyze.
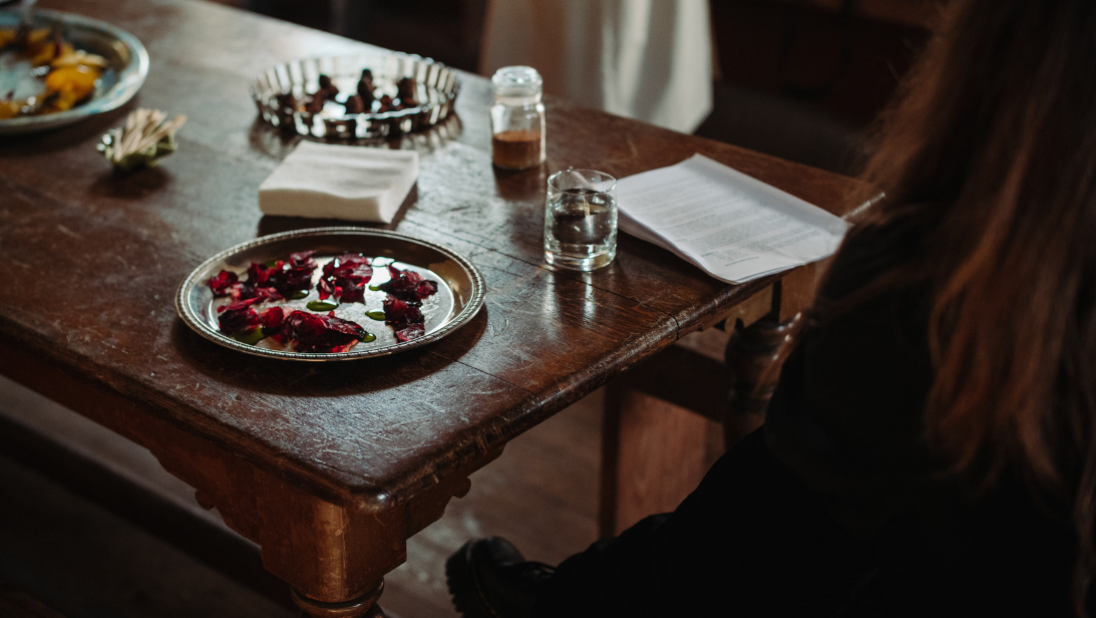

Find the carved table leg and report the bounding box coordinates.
[722,314,803,449]
[292,580,386,618]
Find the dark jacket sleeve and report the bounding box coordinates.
[764,218,937,537]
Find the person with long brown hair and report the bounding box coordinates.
[447,0,1096,615]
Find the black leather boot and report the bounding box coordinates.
[446,537,556,618]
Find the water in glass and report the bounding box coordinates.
[544,185,617,271]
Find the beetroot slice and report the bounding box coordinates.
[383,295,427,342]
[207,270,238,297]
[261,306,285,333]
[317,276,337,301]
[205,251,417,352]
[217,300,262,336]
[208,264,284,303]
[382,296,424,328]
[318,254,373,303]
[340,286,365,303]
[379,264,438,303]
[207,252,318,302]
[218,303,286,343]
[216,296,263,314]
[246,262,274,287]
[282,309,369,353]
[243,284,284,303]
[268,250,318,295]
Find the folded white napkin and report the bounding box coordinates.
[258,141,419,223]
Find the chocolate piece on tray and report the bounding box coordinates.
[345,95,365,114]
[357,68,375,105]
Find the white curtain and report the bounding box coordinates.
[480,0,713,134]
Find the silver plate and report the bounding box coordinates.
[0,9,149,135]
[250,53,460,141]
[175,228,485,361]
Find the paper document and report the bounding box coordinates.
[617,154,848,283]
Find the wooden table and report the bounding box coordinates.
[0,1,859,615]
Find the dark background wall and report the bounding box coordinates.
[212,0,934,174]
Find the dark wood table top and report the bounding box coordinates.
[0,0,859,513]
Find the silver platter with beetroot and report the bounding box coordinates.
[175,228,485,361]
[250,53,460,140]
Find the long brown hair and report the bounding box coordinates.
[849,0,1096,613]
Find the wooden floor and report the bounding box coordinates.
[0,374,603,618]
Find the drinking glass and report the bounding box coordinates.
[543,169,617,271]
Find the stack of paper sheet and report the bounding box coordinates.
[617,154,849,284]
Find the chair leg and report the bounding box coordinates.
[722,314,803,449]
[597,311,802,538]
[599,382,720,538]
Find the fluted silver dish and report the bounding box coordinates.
[250,53,461,141]
[0,9,148,135]
[176,228,485,362]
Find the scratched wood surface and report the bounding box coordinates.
[0,0,860,513]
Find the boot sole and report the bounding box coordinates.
[445,540,500,618]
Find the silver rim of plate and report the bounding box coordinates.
[249,53,460,141]
[0,9,149,135]
[175,228,486,362]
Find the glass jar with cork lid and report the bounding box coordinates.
[490,66,546,170]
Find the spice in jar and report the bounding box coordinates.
[492,130,543,170]
[490,66,546,170]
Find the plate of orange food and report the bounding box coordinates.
[0,8,147,134]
